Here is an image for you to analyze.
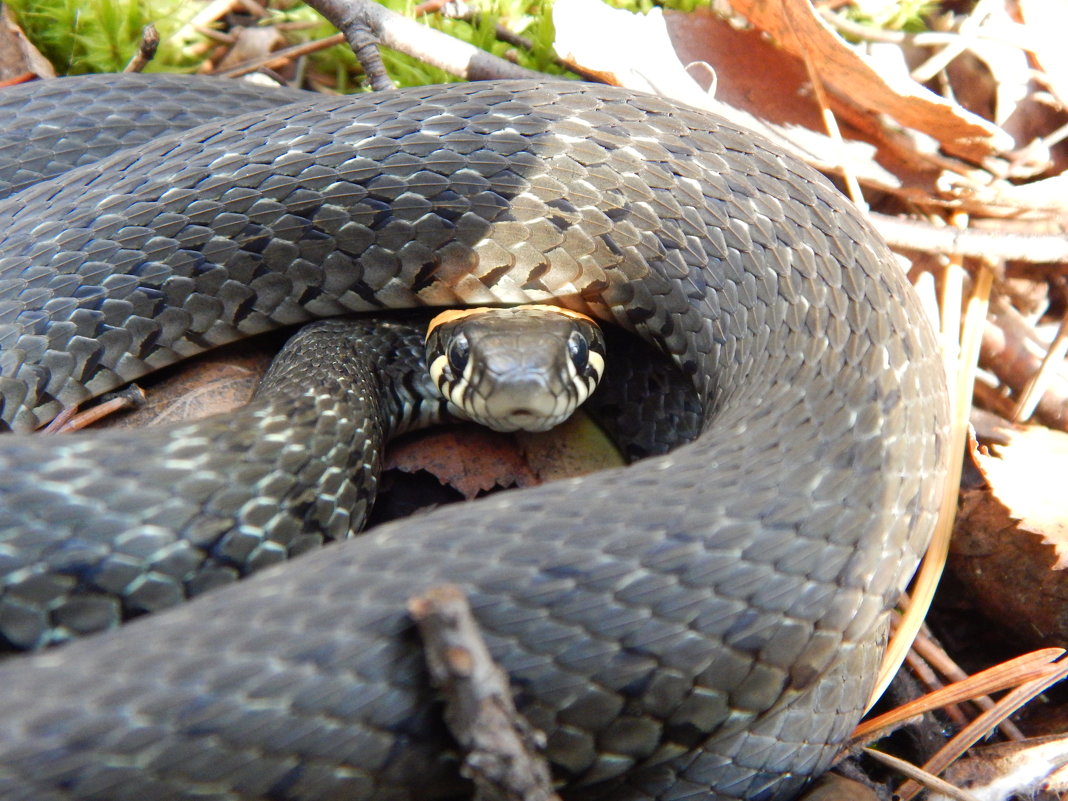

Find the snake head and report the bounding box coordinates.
[425,305,606,432]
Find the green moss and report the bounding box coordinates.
[273,0,566,88]
[5,0,203,74]
[843,0,941,33]
[601,0,710,14]
[8,0,711,84]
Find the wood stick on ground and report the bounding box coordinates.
[298,0,392,89]
[303,0,542,81]
[409,585,561,801]
[904,615,1025,740]
[214,33,346,78]
[873,213,1068,263]
[982,295,1068,430]
[124,24,159,73]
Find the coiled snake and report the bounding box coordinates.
[0,74,949,800]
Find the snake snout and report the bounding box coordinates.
[478,371,565,432]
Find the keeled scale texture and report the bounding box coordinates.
[0,317,441,650]
[0,73,310,199]
[0,77,949,800]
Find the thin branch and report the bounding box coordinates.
[852,647,1064,744]
[303,0,542,81]
[895,655,1068,800]
[870,260,991,708]
[1012,307,1068,422]
[347,15,393,91]
[124,24,159,73]
[213,33,346,78]
[864,748,983,801]
[409,585,561,801]
[872,213,1068,263]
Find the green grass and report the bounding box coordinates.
[5,0,203,74]
[7,0,712,83]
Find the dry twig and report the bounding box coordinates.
[303,0,540,81]
[123,24,159,72]
[409,585,561,801]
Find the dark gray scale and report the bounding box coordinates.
[0,73,312,200]
[0,304,677,652]
[0,74,949,801]
[0,317,444,650]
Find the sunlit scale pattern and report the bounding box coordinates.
[0,77,949,801]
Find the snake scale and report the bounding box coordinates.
[0,74,949,800]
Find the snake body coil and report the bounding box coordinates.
[0,75,949,800]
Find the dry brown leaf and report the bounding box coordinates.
[942,6,1029,129]
[552,0,959,204]
[515,411,624,482]
[732,0,1009,161]
[213,26,286,72]
[951,424,1068,645]
[936,735,1068,801]
[0,5,54,83]
[386,413,622,500]
[385,427,539,499]
[93,346,274,430]
[797,775,879,801]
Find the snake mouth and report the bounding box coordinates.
[485,406,565,433]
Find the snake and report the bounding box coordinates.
[0,73,949,800]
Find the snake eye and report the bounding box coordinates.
[567,330,589,372]
[448,333,470,374]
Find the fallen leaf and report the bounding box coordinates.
[515,411,624,482]
[733,0,1010,160]
[385,426,539,500]
[0,5,54,83]
[951,423,1068,645]
[552,0,711,105]
[213,26,286,72]
[385,411,623,500]
[934,735,1068,801]
[552,0,961,204]
[91,343,275,430]
[798,774,880,801]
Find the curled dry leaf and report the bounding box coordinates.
[733,0,1009,161]
[933,735,1068,801]
[951,423,1068,646]
[551,0,999,207]
[385,427,540,500]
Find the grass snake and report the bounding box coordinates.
[0,74,950,800]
